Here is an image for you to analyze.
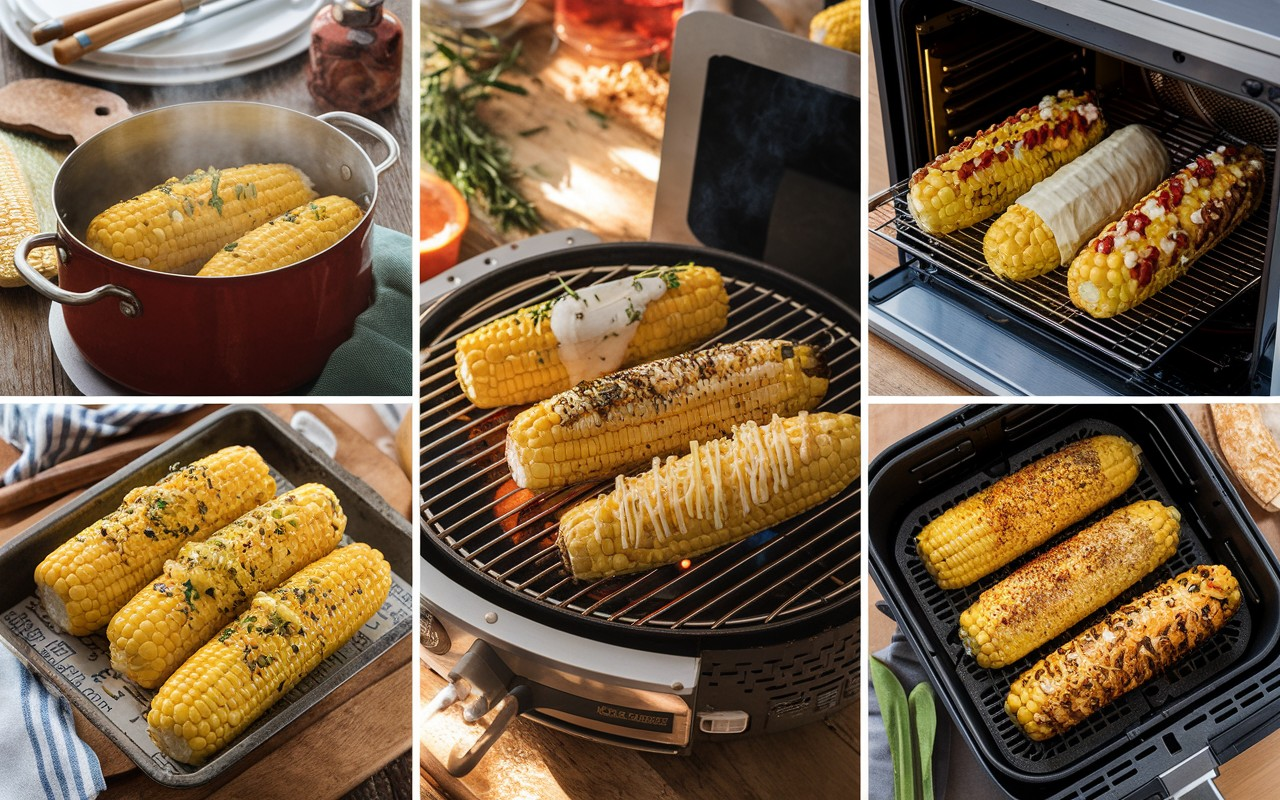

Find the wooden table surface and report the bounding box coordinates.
[0,8,412,396]
[866,403,1280,798]
[0,404,412,800]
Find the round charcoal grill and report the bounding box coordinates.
[419,243,861,651]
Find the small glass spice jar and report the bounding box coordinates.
[306,0,403,115]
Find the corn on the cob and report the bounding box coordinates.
[147,542,390,764]
[959,500,1179,669]
[0,137,56,288]
[85,164,317,274]
[1210,404,1280,512]
[455,265,729,409]
[34,446,276,636]
[1006,564,1240,741]
[108,483,346,689]
[505,339,829,491]
[1067,144,1266,317]
[810,0,859,53]
[917,435,1140,590]
[983,125,1168,281]
[908,91,1106,235]
[558,411,859,580]
[196,195,363,277]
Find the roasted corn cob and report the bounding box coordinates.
[455,265,729,409]
[108,483,346,688]
[34,446,276,636]
[1006,564,1240,741]
[0,137,56,288]
[959,500,1179,668]
[983,125,1168,280]
[558,411,859,580]
[196,195,363,277]
[1068,144,1266,317]
[908,91,1106,235]
[505,339,829,490]
[916,435,1140,590]
[810,0,859,53]
[85,164,317,274]
[147,542,391,764]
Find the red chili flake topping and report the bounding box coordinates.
[997,149,1010,162]
[1157,190,1172,211]
[976,149,995,169]
[1224,145,1239,157]
[1055,120,1071,139]
[1194,156,1216,180]
[1039,124,1051,142]
[1023,129,1038,148]
[1174,231,1189,250]
[1095,236,1113,254]
[957,161,975,181]
[1169,179,1185,205]
[1125,212,1149,234]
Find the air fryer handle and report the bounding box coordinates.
[1161,747,1223,800]
[1173,778,1224,800]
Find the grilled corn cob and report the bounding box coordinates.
[959,500,1179,668]
[455,265,729,409]
[0,137,55,288]
[1006,564,1240,741]
[108,483,346,688]
[147,542,391,764]
[34,446,276,636]
[917,435,1140,590]
[85,164,317,274]
[196,195,363,277]
[810,0,859,53]
[506,339,829,490]
[1067,144,1266,317]
[558,411,859,580]
[983,125,1168,280]
[908,91,1106,235]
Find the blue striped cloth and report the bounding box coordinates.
[0,404,197,486]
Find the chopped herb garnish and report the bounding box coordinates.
[218,627,234,642]
[208,170,224,215]
[182,197,195,217]
[554,274,581,301]
[283,211,299,223]
[518,126,547,137]
[271,508,284,519]
[222,242,237,252]
[625,300,642,324]
[182,580,199,608]
[255,655,274,668]
[587,108,609,128]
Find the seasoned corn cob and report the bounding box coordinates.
[0,137,56,288]
[558,411,859,580]
[1006,564,1240,741]
[1068,144,1266,317]
[108,483,347,688]
[917,435,1140,590]
[984,125,1168,280]
[85,164,317,274]
[506,339,828,490]
[908,91,1106,235]
[34,446,276,636]
[147,542,390,764]
[959,500,1179,668]
[455,265,729,409]
[196,195,363,277]
[810,0,859,53]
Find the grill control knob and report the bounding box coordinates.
[698,710,750,734]
[1243,79,1264,97]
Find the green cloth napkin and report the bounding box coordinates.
[307,225,413,396]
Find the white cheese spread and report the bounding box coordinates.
[550,275,669,385]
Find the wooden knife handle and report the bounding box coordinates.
[52,0,186,65]
[30,0,154,45]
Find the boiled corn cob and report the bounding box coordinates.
[916,435,1140,590]
[147,542,391,764]
[908,91,1106,235]
[505,339,829,490]
[0,137,55,288]
[1068,144,1266,317]
[196,195,363,277]
[558,411,859,580]
[455,265,729,408]
[85,163,317,274]
[108,483,346,689]
[1006,564,1240,741]
[959,500,1179,669]
[34,446,275,636]
[810,0,859,53]
[983,125,1168,280]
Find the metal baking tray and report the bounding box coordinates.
[0,405,413,788]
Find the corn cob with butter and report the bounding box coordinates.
[908,91,1105,235]
[108,483,347,689]
[455,265,729,409]
[85,164,317,274]
[147,542,390,764]
[34,446,276,636]
[0,137,56,288]
[917,435,1140,590]
[810,0,859,53]
[1067,144,1266,318]
[1006,564,1240,741]
[505,338,828,490]
[196,195,363,277]
[959,500,1179,669]
[558,411,859,580]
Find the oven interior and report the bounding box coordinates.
[868,0,1280,395]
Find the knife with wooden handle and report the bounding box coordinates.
[30,0,155,44]
[51,0,202,65]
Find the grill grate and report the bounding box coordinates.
[868,93,1275,372]
[419,262,860,633]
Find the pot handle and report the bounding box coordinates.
[317,111,400,176]
[15,233,141,318]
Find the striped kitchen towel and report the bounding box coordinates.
[0,404,197,486]
[0,645,104,800]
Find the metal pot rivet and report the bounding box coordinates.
[341,165,352,180]
[484,611,498,624]
[671,681,684,691]
[119,301,138,318]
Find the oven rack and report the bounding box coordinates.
[868,94,1274,373]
